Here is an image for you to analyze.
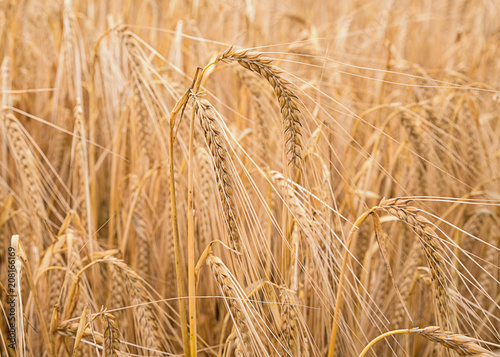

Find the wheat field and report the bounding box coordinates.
[0,0,499,356]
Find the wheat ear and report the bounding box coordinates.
[130,174,152,278]
[359,326,495,357]
[216,47,303,167]
[206,254,252,356]
[101,312,121,356]
[194,97,241,252]
[279,286,306,356]
[111,259,165,354]
[377,198,458,331]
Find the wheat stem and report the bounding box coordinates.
[185,62,216,357]
[327,209,374,357]
[187,91,199,357]
[169,89,191,357]
[358,329,408,357]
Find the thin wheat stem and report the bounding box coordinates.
[327,209,374,357]
[168,89,191,357]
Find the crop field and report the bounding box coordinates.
[0,0,499,356]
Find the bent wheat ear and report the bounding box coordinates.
[217,47,303,167]
[111,258,165,353]
[57,320,104,346]
[359,326,495,357]
[206,254,251,356]
[412,326,494,356]
[377,198,458,331]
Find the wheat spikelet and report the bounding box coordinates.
[460,208,491,265]
[119,28,147,73]
[400,111,429,196]
[289,222,302,292]
[130,174,152,278]
[270,169,336,309]
[3,113,43,207]
[458,97,485,185]
[287,37,330,84]
[46,243,66,322]
[131,71,156,164]
[389,241,421,356]
[0,57,9,183]
[353,222,371,284]
[132,296,159,355]
[196,147,215,252]
[72,101,92,236]
[269,170,310,228]
[194,97,241,252]
[237,69,270,162]
[149,171,176,299]
[372,233,390,306]
[216,47,303,166]
[1,56,12,108]
[106,263,127,310]
[425,107,447,155]
[393,236,421,328]
[59,226,95,357]
[477,225,499,312]
[101,312,121,357]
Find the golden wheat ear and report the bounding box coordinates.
[359,326,496,357]
[101,312,121,356]
[194,96,241,252]
[216,47,303,167]
[377,198,458,331]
